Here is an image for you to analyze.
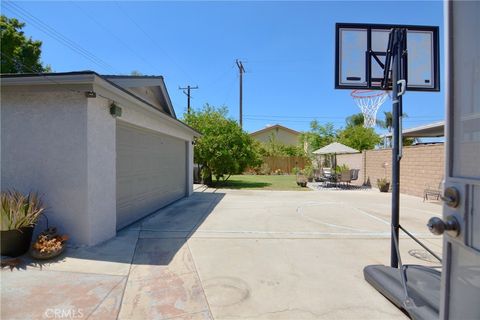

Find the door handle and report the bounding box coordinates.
[427,215,460,237]
[440,186,460,208]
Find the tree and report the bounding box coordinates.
[1,15,50,73]
[380,111,411,147]
[337,125,381,151]
[382,111,393,133]
[345,113,365,128]
[381,111,409,133]
[299,120,337,154]
[183,104,261,185]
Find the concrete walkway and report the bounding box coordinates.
[1,187,443,319]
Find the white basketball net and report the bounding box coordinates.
[351,90,389,128]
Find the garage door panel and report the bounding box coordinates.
[116,122,186,229]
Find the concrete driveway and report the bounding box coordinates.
[1,186,443,319]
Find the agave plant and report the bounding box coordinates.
[1,190,45,231]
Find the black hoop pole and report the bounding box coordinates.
[390,28,406,268]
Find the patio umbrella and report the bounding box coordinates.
[312,142,359,170]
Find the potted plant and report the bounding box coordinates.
[377,178,390,192]
[30,227,68,260]
[1,190,45,257]
[304,165,314,182]
[296,170,308,187]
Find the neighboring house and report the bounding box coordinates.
[1,71,200,245]
[380,121,445,148]
[250,124,300,146]
[381,121,445,139]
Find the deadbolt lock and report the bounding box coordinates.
[440,186,460,208]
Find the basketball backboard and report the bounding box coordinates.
[335,23,440,91]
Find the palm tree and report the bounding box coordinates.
[382,111,408,132]
[346,113,365,127]
[380,111,408,147]
[383,111,393,133]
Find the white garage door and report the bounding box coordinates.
[116,122,187,230]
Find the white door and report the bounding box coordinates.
[436,2,480,318]
[116,122,187,230]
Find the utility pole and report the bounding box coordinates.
[179,85,198,114]
[236,59,245,127]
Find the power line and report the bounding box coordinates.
[243,117,345,124]
[203,62,236,89]
[245,114,443,120]
[244,116,442,123]
[114,1,192,79]
[3,2,118,73]
[0,52,123,108]
[246,114,347,120]
[221,73,237,106]
[244,115,442,124]
[0,52,159,121]
[1,52,85,96]
[239,58,320,64]
[72,2,163,75]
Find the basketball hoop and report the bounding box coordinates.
[351,90,389,128]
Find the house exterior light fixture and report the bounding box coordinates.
[85,91,96,98]
[110,103,122,118]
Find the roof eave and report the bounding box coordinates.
[250,124,300,136]
[92,74,199,137]
[0,71,200,137]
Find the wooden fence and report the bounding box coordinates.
[263,156,308,174]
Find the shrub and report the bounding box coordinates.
[259,163,271,175]
[183,105,262,185]
[335,164,350,174]
[1,190,45,231]
[304,165,314,178]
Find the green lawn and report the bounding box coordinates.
[217,174,310,191]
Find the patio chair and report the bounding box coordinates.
[320,167,334,186]
[350,169,360,183]
[338,170,352,187]
[423,181,443,202]
[321,167,333,179]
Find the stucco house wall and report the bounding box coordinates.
[1,86,96,244]
[1,72,197,245]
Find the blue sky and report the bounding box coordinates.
[2,1,445,134]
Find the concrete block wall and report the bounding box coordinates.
[336,144,445,197]
[364,144,445,198]
[363,148,392,188]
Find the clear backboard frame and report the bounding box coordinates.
[335,23,440,91]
